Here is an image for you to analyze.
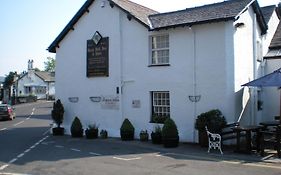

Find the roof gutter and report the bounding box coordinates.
[235,0,267,35]
[47,0,95,53]
[107,0,150,29]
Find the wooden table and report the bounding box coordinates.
[232,125,263,154]
[259,121,280,129]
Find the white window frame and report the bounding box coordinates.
[152,91,170,117]
[150,34,169,65]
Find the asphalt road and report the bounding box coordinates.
[0,101,280,175]
[0,101,52,174]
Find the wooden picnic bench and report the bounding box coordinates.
[220,122,245,143]
[260,125,281,158]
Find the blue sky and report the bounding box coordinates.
[0,0,279,76]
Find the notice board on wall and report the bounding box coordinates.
[87,37,109,77]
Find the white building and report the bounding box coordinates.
[16,60,55,100]
[263,5,281,121]
[48,0,280,142]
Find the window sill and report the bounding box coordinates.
[148,64,170,67]
[149,120,165,124]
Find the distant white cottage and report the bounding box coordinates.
[48,0,280,142]
[16,60,55,100]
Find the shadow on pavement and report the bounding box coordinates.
[0,126,274,167]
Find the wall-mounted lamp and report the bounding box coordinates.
[68,97,79,103]
[235,22,245,28]
[101,0,105,8]
[89,96,101,102]
[188,95,201,103]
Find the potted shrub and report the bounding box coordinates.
[120,118,135,141]
[100,129,108,139]
[51,99,65,136]
[195,109,227,147]
[162,118,179,148]
[151,125,162,144]
[139,130,149,141]
[151,114,169,124]
[70,116,83,138]
[85,123,99,139]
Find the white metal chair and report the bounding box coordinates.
[205,126,223,155]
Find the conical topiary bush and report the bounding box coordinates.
[51,99,65,135]
[120,118,135,141]
[162,118,179,148]
[71,116,83,138]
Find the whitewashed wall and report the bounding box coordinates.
[263,60,281,120]
[55,0,123,135]
[17,71,47,99]
[261,10,280,122]
[55,0,262,142]
[232,6,265,125]
[263,11,279,55]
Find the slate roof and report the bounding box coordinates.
[149,0,266,32]
[261,5,276,24]
[109,0,158,27]
[48,0,268,53]
[267,21,281,50]
[48,0,157,53]
[34,72,55,82]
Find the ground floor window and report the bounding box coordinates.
[151,91,170,123]
[25,87,31,94]
[36,86,46,94]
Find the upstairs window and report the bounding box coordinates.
[151,35,169,65]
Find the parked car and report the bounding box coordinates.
[0,104,15,120]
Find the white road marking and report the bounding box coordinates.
[71,148,81,152]
[17,153,25,158]
[42,141,55,145]
[9,158,17,164]
[55,145,64,148]
[113,156,142,161]
[0,164,9,170]
[89,152,102,156]
[31,112,34,115]
[0,128,7,131]
[24,149,31,153]
[0,136,49,171]
[261,154,274,160]
[14,121,24,126]
[43,128,51,136]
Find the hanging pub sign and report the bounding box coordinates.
[87,37,109,77]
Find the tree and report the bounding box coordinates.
[51,99,64,128]
[3,72,17,103]
[3,72,17,92]
[44,57,55,72]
